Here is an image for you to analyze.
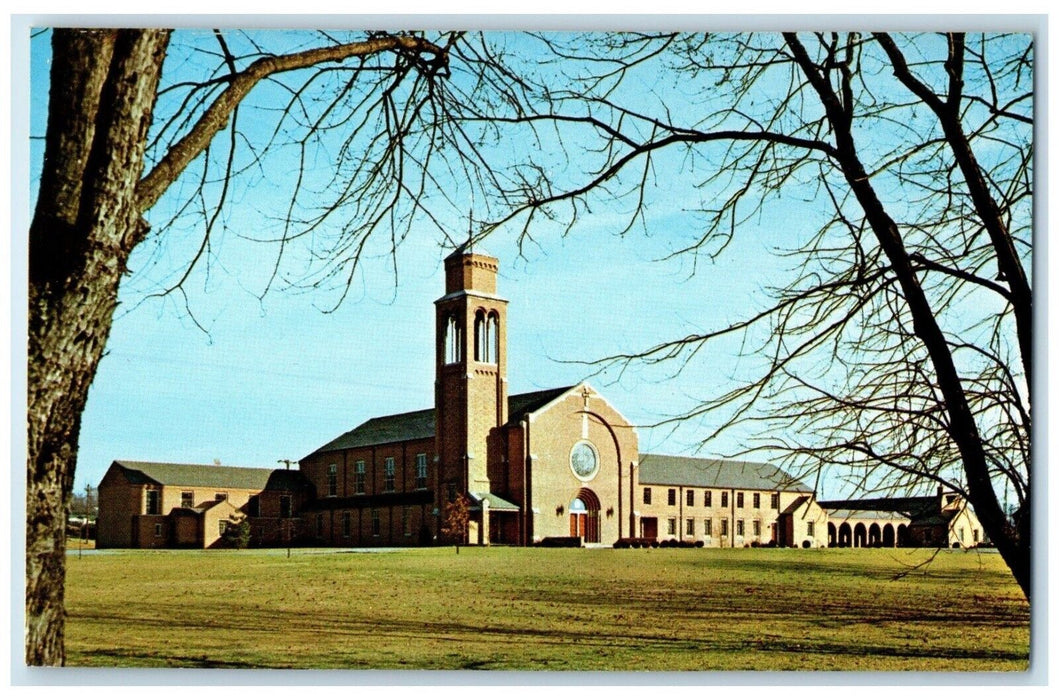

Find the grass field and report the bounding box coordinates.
[64,546,1030,671]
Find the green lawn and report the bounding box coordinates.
[64,546,1029,671]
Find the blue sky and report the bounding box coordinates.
[27,29,1029,502]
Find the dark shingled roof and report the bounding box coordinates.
[825,508,904,521]
[781,495,810,515]
[312,408,437,454]
[638,454,813,493]
[817,496,938,518]
[110,460,308,491]
[506,386,575,424]
[819,495,963,527]
[307,386,575,457]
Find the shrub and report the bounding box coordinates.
[802,540,812,549]
[222,520,251,549]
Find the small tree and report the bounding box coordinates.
[441,494,471,554]
[221,519,251,549]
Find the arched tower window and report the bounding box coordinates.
[474,310,487,362]
[487,312,499,364]
[445,315,462,364]
[474,309,498,364]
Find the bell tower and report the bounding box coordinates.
[435,244,508,501]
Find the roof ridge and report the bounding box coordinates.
[116,459,277,472]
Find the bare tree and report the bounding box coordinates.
[27,26,510,665]
[27,28,1033,668]
[466,32,1032,598]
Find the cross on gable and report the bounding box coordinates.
[581,386,592,408]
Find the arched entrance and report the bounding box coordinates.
[853,523,867,548]
[882,523,895,547]
[868,523,881,547]
[897,524,909,547]
[828,522,837,547]
[838,522,852,547]
[569,489,601,544]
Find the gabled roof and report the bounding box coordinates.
[109,460,308,491]
[506,386,576,425]
[312,407,436,454]
[468,492,520,512]
[781,495,810,515]
[306,386,576,457]
[637,454,813,493]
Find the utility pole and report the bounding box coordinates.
[278,459,296,558]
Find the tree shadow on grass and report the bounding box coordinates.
[69,600,1028,669]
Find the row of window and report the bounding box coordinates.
[145,490,293,518]
[444,311,501,365]
[325,454,429,497]
[665,518,815,538]
[315,508,415,538]
[644,487,781,510]
[146,489,230,515]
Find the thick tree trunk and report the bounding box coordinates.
[27,28,170,666]
[26,28,446,665]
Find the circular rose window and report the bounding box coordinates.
[570,440,600,481]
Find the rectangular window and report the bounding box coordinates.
[316,513,324,536]
[667,518,677,536]
[668,489,676,506]
[643,487,652,505]
[771,493,780,509]
[704,518,712,537]
[737,492,744,509]
[415,453,428,490]
[686,490,695,507]
[279,495,292,518]
[753,520,761,537]
[973,529,980,542]
[721,518,729,537]
[721,492,729,508]
[753,493,760,509]
[737,519,745,537]
[180,491,194,508]
[403,508,411,537]
[447,482,457,502]
[327,463,338,497]
[958,527,965,541]
[215,492,228,502]
[154,523,163,537]
[807,521,815,537]
[384,457,396,492]
[145,490,160,515]
[371,509,381,537]
[704,490,712,507]
[342,512,351,538]
[686,519,695,536]
[218,521,228,536]
[354,460,366,494]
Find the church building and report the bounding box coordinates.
[298,245,639,546]
[297,245,819,547]
[97,245,985,551]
